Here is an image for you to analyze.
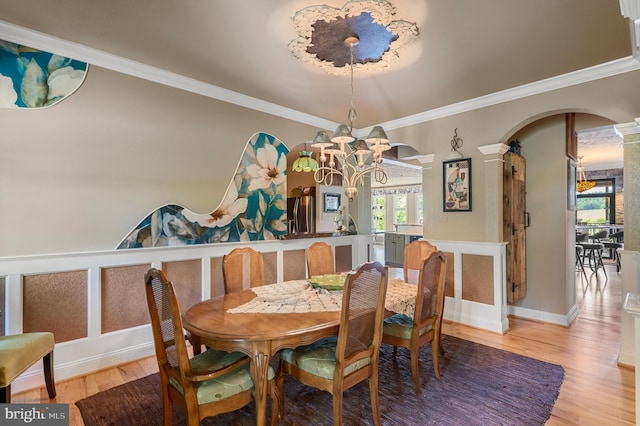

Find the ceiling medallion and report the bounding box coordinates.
[289,0,419,76]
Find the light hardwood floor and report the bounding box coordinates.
[13,257,635,425]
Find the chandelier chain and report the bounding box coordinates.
[347,41,357,130]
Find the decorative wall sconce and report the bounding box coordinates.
[446,128,464,160]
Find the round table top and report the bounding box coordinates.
[182,289,341,343]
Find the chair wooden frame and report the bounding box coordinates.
[278,261,388,426]
[403,239,437,284]
[383,251,447,395]
[144,268,278,426]
[223,247,265,294]
[306,241,335,277]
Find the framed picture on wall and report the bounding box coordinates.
[567,159,577,211]
[443,158,472,212]
[324,193,341,212]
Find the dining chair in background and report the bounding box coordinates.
[144,268,279,426]
[575,245,588,282]
[591,230,624,272]
[223,247,265,294]
[306,241,335,277]
[277,261,388,426]
[382,251,447,395]
[403,239,437,284]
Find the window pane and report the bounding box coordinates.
[394,195,407,224]
[577,196,611,224]
[372,196,385,231]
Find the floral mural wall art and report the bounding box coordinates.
[117,132,290,249]
[0,39,88,108]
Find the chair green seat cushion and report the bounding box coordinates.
[383,313,433,339]
[0,332,55,387]
[280,337,371,380]
[170,349,274,405]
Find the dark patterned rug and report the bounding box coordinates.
[76,335,564,425]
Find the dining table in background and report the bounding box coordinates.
[182,278,417,426]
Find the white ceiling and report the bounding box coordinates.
[577,126,625,171]
[0,0,635,176]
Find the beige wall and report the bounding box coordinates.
[0,66,318,256]
[384,70,640,316]
[387,69,640,244]
[512,114,575,314]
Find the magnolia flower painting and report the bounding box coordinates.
[0,39,88,108]
[117,132,289,249]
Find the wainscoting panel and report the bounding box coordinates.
[462,254,494,305]
[162,260,202,314]
[335,245,353,272]
[210,257,225,297]
[443,251,455,298]
[101,264,151,333]
[283,249,306,281]
[23,270,88,343]
[263,252,278,285]
[434,240,508,334]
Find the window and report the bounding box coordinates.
[372,196,385,231]
[417,194,423,224]
[577,178,615,225]
[394,195,407,225]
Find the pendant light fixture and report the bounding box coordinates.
[310,35,390,201]
[576,156,596,193]
[291,145,319,173]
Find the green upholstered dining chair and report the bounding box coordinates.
[277,261,388,426]
[0,332,56,403]
[144,268,279,426]
[382,250,447,395]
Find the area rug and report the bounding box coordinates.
[76,335,564,425]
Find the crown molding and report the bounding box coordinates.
[378,56,640,132]
[620,0,640,20]
[2,19,639,133]
[0,20,339,131]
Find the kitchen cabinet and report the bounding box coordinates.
[384,233,422,267]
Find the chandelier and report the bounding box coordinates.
[576,156,596,193]
[311,35,390,201]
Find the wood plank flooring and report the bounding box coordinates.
[13,260,635,425]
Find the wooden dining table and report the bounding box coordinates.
[182,278,417,426]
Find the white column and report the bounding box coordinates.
[615,119,640,366]
[417,154,436,238]
[477,143,510,242]
[623,292,640,425]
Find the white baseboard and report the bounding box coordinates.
[508,303,579,326]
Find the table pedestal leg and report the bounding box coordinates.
[250,344,271,426]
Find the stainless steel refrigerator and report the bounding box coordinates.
[289,194,315,234]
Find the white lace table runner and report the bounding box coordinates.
[227,279,416,317]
